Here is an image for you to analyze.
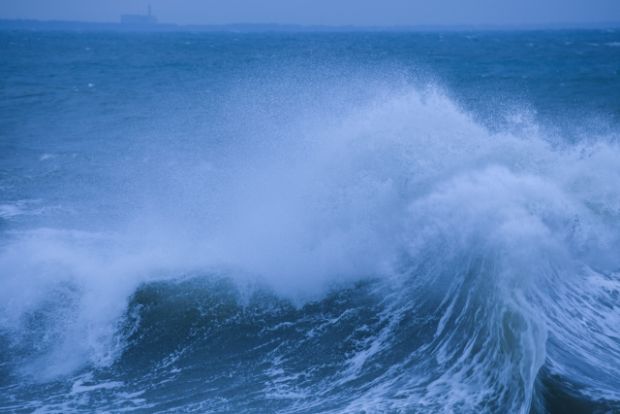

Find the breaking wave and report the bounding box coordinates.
[1,84,619,413]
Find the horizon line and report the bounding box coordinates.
[1,18,619,32]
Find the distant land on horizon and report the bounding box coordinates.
[1,18,619,32]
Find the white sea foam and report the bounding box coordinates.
[0,200,46,219]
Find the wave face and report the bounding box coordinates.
[1,30,620,413]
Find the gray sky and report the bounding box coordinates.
[1,0,619,26]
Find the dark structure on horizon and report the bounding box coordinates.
[121,5,157,25]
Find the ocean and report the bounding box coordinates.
[1,29,619,413]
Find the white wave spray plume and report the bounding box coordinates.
[1,81,619,412]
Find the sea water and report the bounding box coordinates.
[1,30,619,413]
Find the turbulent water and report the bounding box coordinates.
[1,29,620,413]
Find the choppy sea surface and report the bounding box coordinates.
[1,29,620,413]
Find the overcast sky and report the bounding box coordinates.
[1,0,619,26]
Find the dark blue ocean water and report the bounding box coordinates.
[1,30,620,413]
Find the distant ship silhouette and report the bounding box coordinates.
[121,5,157,25]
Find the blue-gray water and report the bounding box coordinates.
[1,30,620,413]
